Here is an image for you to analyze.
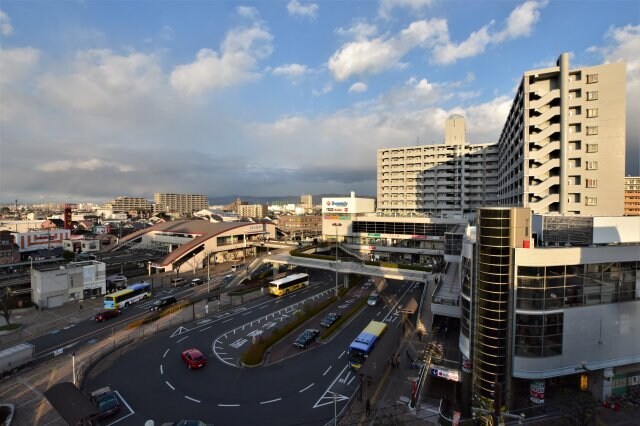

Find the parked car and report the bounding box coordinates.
[150,296,177,311]
[94,310,120,322]
[171,277,187,287]
[293,329,320,349]
[320,312,341,328]
[181,348,207,369]
[190,278,204,287]
[90,387,120,419]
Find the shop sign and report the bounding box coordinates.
[529,380,545,404]
[368,233,381,237]
[462,357,472,373]
[430,367,460,382]
[580,374,588,391]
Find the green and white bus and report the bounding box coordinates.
[104,282,151,309]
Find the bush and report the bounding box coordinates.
[241,295,337,366]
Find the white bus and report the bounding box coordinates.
[268,273,309,297]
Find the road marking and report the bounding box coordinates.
[323,365,332,376]
[340,371,351,384]
[197,319,212,325]
[338,351,345,359]
[347,376,356,385]
[222,318,233,323]
[218,404,240,407]
[160,364,163,375]
[163,349,170,359]
[177,336,189,343]
[260,398,282,405]
[313,364,350,408]
[171,326,190,338]
[200,326,212,332]
[299,383,314,393]
[185,396,201,403]
[241,311,252,316]
[165,381,175,390]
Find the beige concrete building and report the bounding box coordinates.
[624,176,640,216]
[278,214,321,237]
[497,53,626,216]
[153,193,208,215]
[377,115,499,217]
[300,194,313,209]
[106,196,152,213]
[237,204,268,219]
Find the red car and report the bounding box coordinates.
[181,349,207,369]
[94,310,120,322]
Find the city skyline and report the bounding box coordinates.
[1,0,638,203]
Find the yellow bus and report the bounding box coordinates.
[268,273,309,296]
[104,282,151,309]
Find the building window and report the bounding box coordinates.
[585,197,598,206]
[586,161,598,170]
[515,313,564,358]
[586,179,598,188]
[586,143,598,153]
[587,91,599,101]
[587,108,599,118]
[586,73,599,84]
[586,126,598,135]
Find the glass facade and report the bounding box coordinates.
[461,256,472,339]
[352,221,455,236]
[515,313,563,357]
[473,209,512,401]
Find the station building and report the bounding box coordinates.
[106,220,276,273]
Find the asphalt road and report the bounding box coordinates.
[84,272,423,426]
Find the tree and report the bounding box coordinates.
[0,287,13,326]
[556,389,597,426]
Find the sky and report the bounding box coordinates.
[0,0,638,204]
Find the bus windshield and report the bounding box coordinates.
[268,273,309,297]
[348,321,387,370]
[104,282,151,309]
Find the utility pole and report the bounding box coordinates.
[493,377,503,425]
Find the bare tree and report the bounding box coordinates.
[0,287,13,326]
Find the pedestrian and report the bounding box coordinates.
[417,330,422,341]
[365,398,371,416]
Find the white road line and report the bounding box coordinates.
[165,381,175,390]
[114,390,134,413]
[218,404,240,407]
[299,383,314,393]
[242,311,252,316]
[106,412,134,426]
[259,305,267,309]
[217,351,227,355]
[177,336,189,343]
[200,326,212,332]
[338,351,345,359]
[260,398,282,405]
[347,376,356,385]
[222,318,233,323]
[323,365,332,376]
[160,364,163,375]
[162,349,170,359]
[185,396,201,403]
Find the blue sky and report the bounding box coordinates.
[1,0,638,203]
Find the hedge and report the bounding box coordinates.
[319,296,368,340]
[241,295,337,366]
[126,300,190,329]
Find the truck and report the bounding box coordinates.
[0,343,35,376]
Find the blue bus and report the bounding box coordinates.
[104,282,151,309]
[348,321,387,370]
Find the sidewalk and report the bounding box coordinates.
[340,279,438,425]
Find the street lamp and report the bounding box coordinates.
[332,222,342,296]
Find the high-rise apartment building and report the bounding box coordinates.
[237,204,268,219]
[106,196,152,213]
[300,194,313,209]
[624,176,640,216]
[497,53,626,215]
[377,115,499,217]
[153,193,208,215]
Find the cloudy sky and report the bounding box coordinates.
[1,0,638,203]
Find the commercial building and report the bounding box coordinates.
[459,207,640,413]
[301,194,313,209]
[278,214,322,238]
[377,115,499,217]
[153,193,208,215]
[31,260,106,308]
[496,53,626,216]
[624,176,640,216]
[237,204,268,219]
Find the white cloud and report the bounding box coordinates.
[160,25,175,41]
[38,159,133,173]
[287,0,319,20]
[0,9,13,36]
[272,63,309,78]
[0,47,40,86]
[312,82,333,96]
[170,24,273,96]
[328,18,447,81]
[493,0,548,43]
[237,6,259,20]
[336,22,378,41]
[38,49,163,113]
[379,0,434,19]
[432,0,548,65]
[348,82,368,93]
